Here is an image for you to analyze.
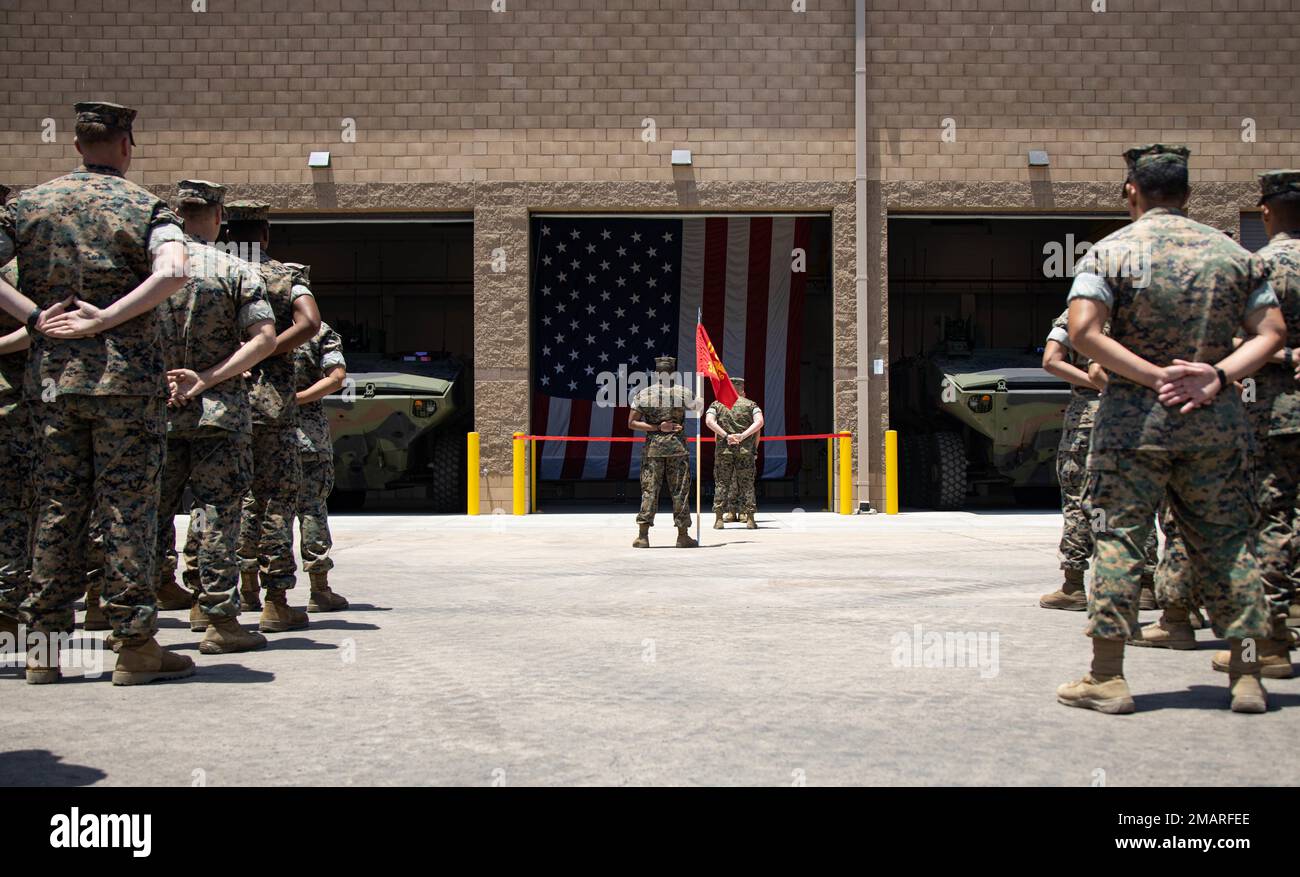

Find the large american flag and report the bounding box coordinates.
[530,215,810,481]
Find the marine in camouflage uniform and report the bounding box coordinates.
[0,196,35,631]
[1040,311,1159,610]
[0,102,195,684]
[706,377,762,529]
[629,355,699,548]
[293,320,348,611]
[227,202,321,632]
[155,180,277,654]
[1057,144,1280,715]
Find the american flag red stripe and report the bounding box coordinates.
[532,215,806,482]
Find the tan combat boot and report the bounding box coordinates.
[1212,622,1293,679]
[155,568,195,611]
[745,512,757,530]
[307,571,348,612]
[1130,613,1196,650]
[713,513,724,530]
[1040,568,1087,611]
[259,588,309,633]
[632,524,650,548]
[111,637,195,685]
[1057,638,1134,714]
[1225,638,1268,714]
[675,527,698,548]
[722,513,735,523]
[82,584,110,632]
[200,616,268,655]
[25,632,62,685]
[240,569,262,611]
[1138,575,1157,611]
[189,602,208,632]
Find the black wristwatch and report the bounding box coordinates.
[25,306,41,336]
[1214,366,1229,392]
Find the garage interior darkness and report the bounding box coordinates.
[888,214,1128,508]
[253,217,475,510]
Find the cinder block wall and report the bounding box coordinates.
[2,0,1297,510]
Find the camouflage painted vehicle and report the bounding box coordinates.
[891,319,1069,509]
[323,354,470,511]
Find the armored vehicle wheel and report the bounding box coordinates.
[926,432,967,510]
[427,431,467,512]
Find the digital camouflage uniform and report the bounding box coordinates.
[156,227,273,620]
[1073,206,1274,644]
[237,246,313,593]
[294,321,345,575]
[1245,228,1300,624]
[708,397,760,516]
[0,163,182,643]
[1046,311,1158,579]
[632,382,696,529]
[0,256,33,623]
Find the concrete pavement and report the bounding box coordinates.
[3,508,1297,786]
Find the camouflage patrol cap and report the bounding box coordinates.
[283,262,310,282]
[74,101,136,145]
[1123,144,1191,171]
[731,375,745,387]
[654,355,676,372]
[224,200,270,223]
[175,179,225,207]
[1257,169,1300,205]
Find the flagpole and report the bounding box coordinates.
[695,307,702,544]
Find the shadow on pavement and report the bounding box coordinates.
[302,620,380,631]
[0,749,107,786]
[1133,685,1300,712]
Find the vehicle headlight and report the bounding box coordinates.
[411,399,437,418]
[967,394,993,413]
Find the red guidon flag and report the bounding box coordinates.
[696,322,739,409]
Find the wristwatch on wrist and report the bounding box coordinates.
[1285,347,1294,369]
[1214,366,1229,392]
[25,306,41,335]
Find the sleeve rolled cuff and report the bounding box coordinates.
[320,352,346,370]
[1046,326,1072,349]
[290,283,313,301]
[147,222,184,256]
[237,300,275,331]
[1065,271,1114,310]
[1245,280,1279,317]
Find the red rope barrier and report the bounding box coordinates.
[516,432,850,442]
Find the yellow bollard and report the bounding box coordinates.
[466,432,480,515]
[512,432,526,516]
[826,436,834,512]
[838,432,853,515]
[530,437,538,513]
[885,429,899,515]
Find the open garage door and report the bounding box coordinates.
[888,214,1127,509]
[253,216,474,512]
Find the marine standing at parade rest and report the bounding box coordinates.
[1040,311,1158,610]
[0,101,196,684]
[1058,144,1282,714]
[629,355,700,548]
[225,202,322,631]
[292,319,349,611]
[705,376,763,530]
[0,185,35,640]
[157,180,277,653]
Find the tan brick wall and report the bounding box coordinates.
[0,0,854,186]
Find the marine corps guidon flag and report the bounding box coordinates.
[696,322,738,409]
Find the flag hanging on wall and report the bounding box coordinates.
[530,215,810,481]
